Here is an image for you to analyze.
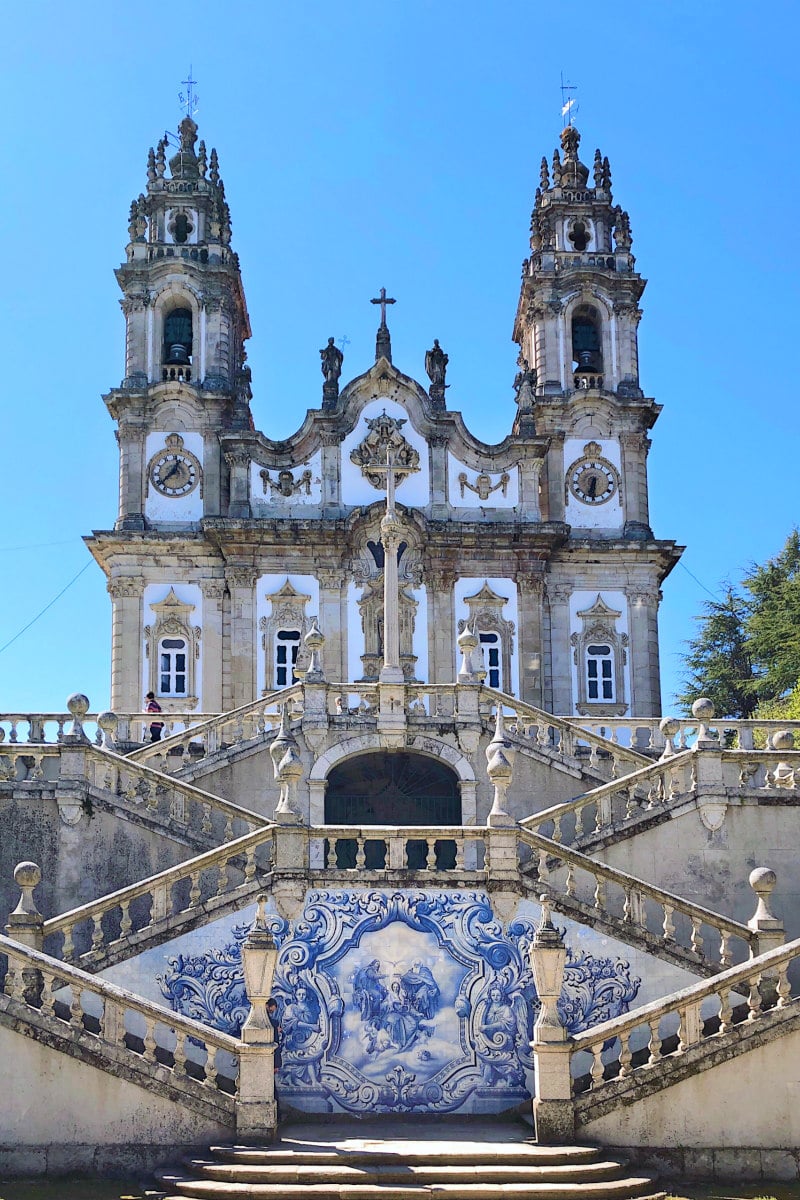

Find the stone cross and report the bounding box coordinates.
[370,287,396,325]
[372,449,404,685]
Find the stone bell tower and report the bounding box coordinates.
[108,114,253,531]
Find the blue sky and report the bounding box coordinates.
[1,0,798,714]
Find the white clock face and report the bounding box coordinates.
[567,456,619,505]
[149,451,200,497]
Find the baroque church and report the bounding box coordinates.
[2,113,800,1196]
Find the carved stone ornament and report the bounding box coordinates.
[571,593,629,717]
[350,411,420,490]
[260,467,315,499]
[457,582,515,691]
[144,587,200,705]
[458,470,510,502]
[107,578,141,600]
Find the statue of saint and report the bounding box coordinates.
[320,337,343,385]
[425,339,448,389]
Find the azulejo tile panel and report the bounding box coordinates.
[157,889,641,1114]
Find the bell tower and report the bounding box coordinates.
[108,114,252,531]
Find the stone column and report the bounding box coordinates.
[517,458,542,522]
[516,568,545,708]
[614,302,642,390]
[627,588,660,716]
[116,424,147,531]
[225,567,258,708]
[202,430,222,516]
[546,584,572,716]
[225,450,252,519]
[317,569,345,683]
[320,433,342,514]
[108,577,142,712]
[426,568,455,683]
[200,580,226,713]
[620,432,652,536]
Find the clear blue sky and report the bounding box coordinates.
[1,0,798,715]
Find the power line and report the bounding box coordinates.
[0,537,81,553]
[677,559,719,602]
[0,561,93,657]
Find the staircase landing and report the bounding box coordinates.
[154,1117,663,1200]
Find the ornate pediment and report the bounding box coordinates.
[350,410,420,490]
[576,593,621,624]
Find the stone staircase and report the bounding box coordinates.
[154,1118,663,1200]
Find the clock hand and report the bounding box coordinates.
[588,475,597,499]
[162,460,181,482]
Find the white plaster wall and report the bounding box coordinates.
[144,430,204,523]
[345,580,427,682]
[411,584,428,681]
[563,436,623,530]
[568,589,630,716]
[250,451,323,512]
[454,577,519,694]
[340,398,430,508]
[580,1020,800,1148]
[0,1022,230,1150]
[447,454,519,509]
[256,573,320,695]
[141,582,203,709]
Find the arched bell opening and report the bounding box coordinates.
[571,303,604,390]
[324,751,461,870]
[162,306,194,381]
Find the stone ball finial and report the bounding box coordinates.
[97,711,118,735]
[14,861,41,890]
[66,693,90,719]
[691,697,715,722]
[660,716,680,738]
[772,730,795,752]
[749,866,777,898]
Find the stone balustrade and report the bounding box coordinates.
[723,749,800,792]
[518,828,756,972]
[570,934,800,1106]
[0,709,217,747]
[85,746,270,843]
[309,824,487,874]
[0,932,238,1122]
[577,715,800,753]
[0,745,62,783]
[42,825,276,969]
[520,751,695,847]
[131,685,303,769]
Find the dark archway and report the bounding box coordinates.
[325,752,461,870]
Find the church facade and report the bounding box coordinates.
[88,115,680,722]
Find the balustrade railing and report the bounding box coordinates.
[723,750,800,793]
[310,825,487,873]
[520,750,695,847]
[131,685,303,768]
[0,933,238,1115]
[577,716,800,753]
[518,828,755,973]
[480,686,648,778]
[0,745,62,782]
[43,825,276,968]
[571,936,800,1102]
[85,746,269,842]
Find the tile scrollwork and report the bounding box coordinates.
[157,889,640,1115]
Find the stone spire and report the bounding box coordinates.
[371,287,396,363]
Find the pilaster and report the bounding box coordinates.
[547,584,572,716]
[108,577,142,711]
[429,434,449,518]
[426,568,455,683]
[620,431,651,531]
[200,579,226,713]
[115,425,147,531]
[627,587,660,716]
[320,433,342,514]
[225,450,251,518]
[516,568,545,707]
[225,567,257,707]
[317,569,346,682]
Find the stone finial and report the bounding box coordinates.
[748,867,784,961]
[11,862,41,918]
[155,138,166,179]
[771,731,796,789]
[270,706,303,822]
[659,715,680,760]
[96,711,119,751]
[486,707,515,826]
[691,697,716,749]
[304,617,326,682]
[530,895,567,1033]
[614,206,632,251]
[147,147,157,184]
[551,148,562,187]
[602,155,612,192]
[457,623,479,684]
[593,148,603,188]
[197,139,207,178]
[539,156,550,190]
[209,147,220,185]
[66,693,90,741]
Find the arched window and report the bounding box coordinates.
[275,629,301,687]
[325,752,461,870]
[159,636,188,696]
[571,304,603,389]
[586,643,615,703]
[480,631,502,690]
[163,307,193,367]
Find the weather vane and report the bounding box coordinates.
[337,335,351,352]
[179,68,199,119]
[560,72,578,127]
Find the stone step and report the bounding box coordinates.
[172,1158,630,1184]
[157,1180,662,1200]
[205,1143,605,1166]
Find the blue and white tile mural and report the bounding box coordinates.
[101,889,698,1115]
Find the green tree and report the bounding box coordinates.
[677,587,757,718]
[743,530,800,702]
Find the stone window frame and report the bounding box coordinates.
[457,581,515,695]
[143,587,201,708]
[570,593,628,716]
[260,580,312,693]
[151,282,202,380]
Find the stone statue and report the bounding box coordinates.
[425,339,448,408]
[320,337,343,410]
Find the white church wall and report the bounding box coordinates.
[340,398,430,508]
[143,430,204,523]
[447,455,519,509]
[454,577,520,695]
[141,582,203,710]
[255,573,320,696]
[563,436,623,530]
[411,584,428,681]
[250,451,323,512]
[568,589,630,716]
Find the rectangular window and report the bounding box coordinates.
[158,637,189,697]
[480,632,502,690]
[275,629,301,688]
[586,643,614,704]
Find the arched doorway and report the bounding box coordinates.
[325,751,461,869]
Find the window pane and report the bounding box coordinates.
[277,646,287,664]
[587,644,611,654]
[176,654,186,671]
[160,674,170,692]
[160,654,170,672]
[602,660,612,679]
[175,676,186,694]
[602,680,613,699]
[489,669,500,688]
[489,649,499,666]
[277,666,287,686]
[588,661,598,679]
[162,638,185,649]
[290,645,299,664]
[588,680,598,699]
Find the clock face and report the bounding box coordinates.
[567,456,619,505]
[149,449,200,497]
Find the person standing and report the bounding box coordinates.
[145,691,164,742]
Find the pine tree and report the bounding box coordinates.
[743,530,800,702]
[677,587,757,718]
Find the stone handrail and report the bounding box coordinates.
[85,746,270,842]
[520,750,696,846]
[722,749,800,793]
[0,933,238,1119]
[480,686,649,776]
[518,827,755,973]
[577,716,800,753]
[43,825,277,968]
[0,745,62,784]
[310,824,488,873]
[129,684,303,767]
[571,935,800,1104]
